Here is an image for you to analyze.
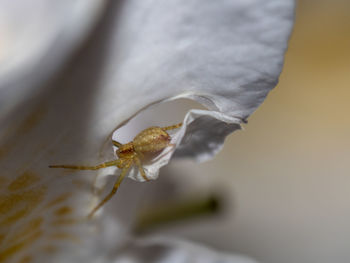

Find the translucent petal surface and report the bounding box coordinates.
[0,0,294,262]
[95,0,294,181]
[0,0,106,117]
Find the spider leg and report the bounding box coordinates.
[112,140,123,148]
[161,122,182,131]
[49,160,121,170]
[88,160,132,218]
[134,156,150,181]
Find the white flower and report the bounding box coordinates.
[0,0,294,262]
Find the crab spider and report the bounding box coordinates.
[50,122,182,218]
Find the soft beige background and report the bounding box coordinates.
[132,1,350,262]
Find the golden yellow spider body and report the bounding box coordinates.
[50,123,182,218]
[117,127,171,159]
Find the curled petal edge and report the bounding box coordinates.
[126,108,242,182]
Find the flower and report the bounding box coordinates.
[0,0,294,262]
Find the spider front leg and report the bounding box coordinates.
[112,140,123,148]
[88,160,132,218]
[49,160,121,170]
[134,155,150,182]
[161,122,182,131]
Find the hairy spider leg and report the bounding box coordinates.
[88,160,132,218]
[134,155,150,181]
[112,140,123,148]
[49,159,121,170]
[161,122,182,131]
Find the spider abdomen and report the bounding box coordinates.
[133,126,171,154]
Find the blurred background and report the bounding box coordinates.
[125,1,350,263]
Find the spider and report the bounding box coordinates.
[49,122,182,218]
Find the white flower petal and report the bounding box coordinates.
[92,0,294,181]
[0,0,106,116]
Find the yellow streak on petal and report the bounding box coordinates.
[54,206,73,217]
[0,186,47,215]
[7,217,44,244]
[0,207,31,226]
[48,232,81,244]
[0,231,42,263]
[8,172,40,192]
[44,192,72,208]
